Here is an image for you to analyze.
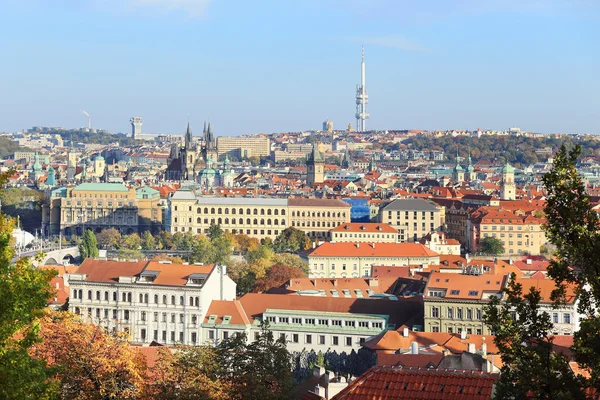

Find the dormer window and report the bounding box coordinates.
[187,273,207,286]
[139,270,159,283]
[222,316,231,325]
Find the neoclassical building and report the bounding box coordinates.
[169,192,351,242]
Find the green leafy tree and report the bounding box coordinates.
[157,231,174,250]
[208,224,224,240]
[189,235,215,265]
[484,274,584,399]
[273,227,311,253]
[141,231,155,251]
[78,229,99,260]
[121,233,141,250]
[542,144,600,391]
[211,235,233,266]
[96,228,121,250]
[479,236,504,255]
[216,322,295,399]
[0,175,58,399]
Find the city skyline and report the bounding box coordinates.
[1,0,599,135]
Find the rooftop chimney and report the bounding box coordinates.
[468,343,476,354]
[403,327,409,337]
[356,243,360,248]
[482,343,488,356]
[411,341,419,355]
[461,330,467,340]
[372,242,375,249]
[526,258,533,265]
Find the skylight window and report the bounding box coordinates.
[468,290,479,296]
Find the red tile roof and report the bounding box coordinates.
[309,243,439,258]
[332,366,498,400]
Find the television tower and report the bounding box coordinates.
[355,46,369,132]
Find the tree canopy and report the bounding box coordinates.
[479,236,504,256]
[78,229,99,260]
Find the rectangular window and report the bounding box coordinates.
[209,330,215,340]
[141,329,146,341]
[292,317,302,324]
[153,330,158,341]
[476,329,482,335]
[332,336,339,346]
[564,313,571,324]
[162,331,167,341]
[319,335,326,345]
[553,313,559,323]
[292,334,299,343]
[457,309,463,319]
[476,309,482,320]
[467,309,473,320]
[153,312,158,322]
[170,331,175,342]
[306,334,312,344]
[191,332,197,344]
[359,321,369,328]
[447,308,453,319]
[345,337,352,346]
[432,326,440,332]
[431,307,439,318]
[223,331,229,340]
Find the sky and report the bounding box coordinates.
[0,0,599,135]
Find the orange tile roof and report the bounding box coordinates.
[75,259,148,283]
[516,277,576,304]
[203,300,250,325]
[424,272,508,300]
[275,277,398,297]
[309,242,439,258]
[74,259,215,287]
[331,222,398,234]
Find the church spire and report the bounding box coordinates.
[185,120,192,149]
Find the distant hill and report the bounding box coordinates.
[397,134,600,167]
[0,138,33,159]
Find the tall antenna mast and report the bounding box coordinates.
[355,46,370,132]
[82,110,91,130]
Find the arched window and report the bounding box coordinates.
[267,219,272,225]
[281,209,286,215]
[247,218,251,225]
[253,209,258,215]
[239,208,244,215]
[247,208,251,215]
[111,291,115,301]
[327,212,331,217]
[312,212,316,217]
[180,296,184,305]
[127,293,132,302]
[218,218,222,224]
[343,212,346,218]
[197,207,201,214]
[163,295,167,304]
[195,297,200,307]
[144,294,149,303]
[230,218,236,224]
[225,208,229,214]
[260,219,265,225]
[260,209,265,215]
[267,209,272,215]
[154,294,159,304]
[291,211,295,217]
[274,209,279,215]
[139,293,143,303]
[281,219,286,225]
[88,290,92,300]
[232,208,236,214]
[274,219,279,225]
[225,218,229,224]
[204,207,209,214]
[197,217,201,223]
[302,211,305,217]
[104,291,109,301]
[317,212,321,217]
[337,212,341,218]
[211,218,215,225]
[254,219,258,225]
[218,208,222,214]
[189,296,194,305]
[204,218,208,224]
[96,291,100,300]
[171,295,175,305]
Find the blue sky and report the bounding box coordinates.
[0,0,598,135]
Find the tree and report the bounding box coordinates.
[145,346,232,400]
[208,224,224,240]
[479,236,504,255]
[483,274,584,399]
[235,234,260,253]
[273,227,311,253]
[122,233,141,250]
[272,253,309,275]
[96,228,121,250]
[216,323,295,399]
[253,263,307,292]
[157,231,174,250]
[78,229,99,260]
[30,311,147,400]
[542,144,600,391]
[211,235,233,266]
[189,235,215,265]
[0,179,58,399]
[141,231,155,251]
